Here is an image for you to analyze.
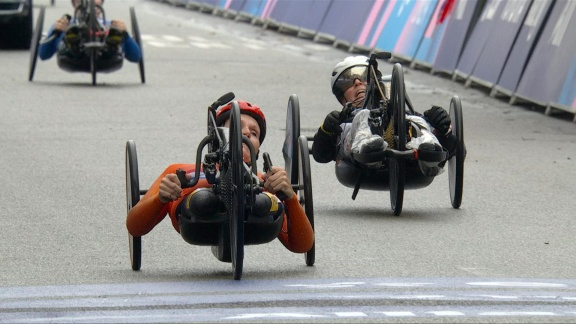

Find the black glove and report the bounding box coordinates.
[424,106,451,135]
[320,110,342,135]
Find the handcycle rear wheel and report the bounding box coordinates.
[298,135,315,266]
[28,6,44,82]
[130,7,145,84]
[448,96,465,208]
[389,63,406,216]
[125,140,142,271]
[228,103,245,280]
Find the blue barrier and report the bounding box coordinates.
[412,0,453,68]
[453,0,505,81]
[465,0,533,89]
[431,0,482,75]
[514,0,576,116]
[236,0,268,17]
[364,0,438,61]
[223,0,247,12]
[370,0,420,54]
[392,0,438,61]
[492,0,553,97]
[315,0,375,46]
[557,54,576,111]
[266,0,333,34]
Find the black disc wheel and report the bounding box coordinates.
[298,135,315,266]
[125,140,141,271]
[283,94,300,185]
[389,63,406,216]
[28,6,44,82]
[448,96,465,208]
[130,7,145,84]
[229,103,245,280]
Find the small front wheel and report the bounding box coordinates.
[28,6,45,81]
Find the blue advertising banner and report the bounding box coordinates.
[369,0,420,53]
[412,0,454,67]
[266,0,333,32]
[432,0,480,75]
[468,0,532,87]
[494,0,554,96]
[316,0,375,45]
[454,0,504,79]
[392,0,438,60]
[236,0,269,17]
[515,0,576,110]
[223,0,248,12]
[556,53,576,111]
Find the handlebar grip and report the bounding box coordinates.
[262,153,289,201]
[339,102,353,122]
[176,169,192,188]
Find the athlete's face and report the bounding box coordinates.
[224,114,260,164]
[342,78,366,107]
[72,0,103,16]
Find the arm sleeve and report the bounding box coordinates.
[38,25,63,60]
[126,164,190,236]
[311,128,339,163]
[122,34,142,63]
[126,193,169,236]
[277,193,314,253]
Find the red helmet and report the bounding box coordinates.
[215,100,266,144]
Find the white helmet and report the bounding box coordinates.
[331,55,369,103]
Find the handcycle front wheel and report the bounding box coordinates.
[125,140,141,271]
[448,96,465,208]
[389,63,406,216]
[28,6,45,82]
[228,102,245,280]
[297,135,315,266]
[130,6,145,84]
[88,0,97,85]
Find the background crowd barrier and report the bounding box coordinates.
[165,0,576,122]
[411,0,453,70]
[513,0,576,117]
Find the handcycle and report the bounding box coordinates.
[285,52,466,216]
[125,93,316,280]
[28,0,145,86]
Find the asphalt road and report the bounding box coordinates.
[1,0,576,322]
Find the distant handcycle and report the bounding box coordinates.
[284,52,466,216]
[28,0,145,85]
[125,93,315,280]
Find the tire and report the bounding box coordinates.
[28,6,44,81]
[125,140,142,271]
[283,94,300,185]
[88,0,97,85]
[389,63,406,216]
[228,103,245,280]
[448,96,465,208]
[130,7,145,84]
[298,135,315,266]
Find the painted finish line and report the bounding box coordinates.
[2,277,576,322]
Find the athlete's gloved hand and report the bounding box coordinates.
[321,110,342,135]
[424,106,451,135]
